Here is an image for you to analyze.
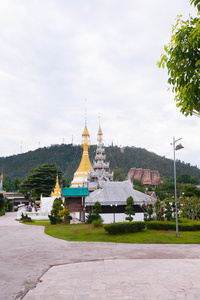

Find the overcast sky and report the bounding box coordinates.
[0,0,200,168]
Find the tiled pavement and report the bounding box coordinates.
[1,212,200,300]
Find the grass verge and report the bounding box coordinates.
[22,221,200,244]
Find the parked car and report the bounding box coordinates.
[14,206,18,211]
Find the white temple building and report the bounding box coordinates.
[85,180,154,223]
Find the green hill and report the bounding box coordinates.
[0,144,200,182]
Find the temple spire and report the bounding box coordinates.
[51,175,61,197]
[71,117,94,187]
[87,118,113,191]
[98,114,103,143]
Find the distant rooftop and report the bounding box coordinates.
[128,168,163,187]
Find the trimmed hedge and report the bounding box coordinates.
[179,223,200,231]
[146,221,175,231]
[146,221,200,231]
[104,221,146,235]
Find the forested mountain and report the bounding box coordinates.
[0,144,200,182]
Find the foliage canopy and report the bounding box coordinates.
[20,164,63,199]
[158,0,200,115]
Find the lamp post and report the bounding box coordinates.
[172,137,184,237]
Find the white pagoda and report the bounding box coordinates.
[87,122,113,191]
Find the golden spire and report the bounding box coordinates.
[97,114,103,143]
[71,117,94,187]
[51,175,61,197]
[82,123,90,136]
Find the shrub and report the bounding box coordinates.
[48,214,57,225]
[58,208,72,223]
[179,223,200,231]
[125,196,135,222]
[21,218,32,223]
[146,221,200,231]
[48,213,62,225]
[146,221,175,231]
[51,198,63,216]
[20,213,32,222]
[7,202,14,212]
[0,210,5,216]
[104,221,146,235]
[0,199,6,212]
[86,211,101,223]
[93,201,102,215]
[48,198,63,224]
[92,219,104,227]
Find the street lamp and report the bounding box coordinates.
[172,137,184,237]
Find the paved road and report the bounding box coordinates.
[1,212,200,300]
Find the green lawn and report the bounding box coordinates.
[24,221,200,244]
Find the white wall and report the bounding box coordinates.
[85,212,144,224]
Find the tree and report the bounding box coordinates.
[113,169,126,181]
[48,198,63,224]
[154,198,165,221]
[147,204,154,220]
[165,198,173,221]
[180,196,200,220]
[183,185,200,197]
[133,179,145,193]
[3,177,22,192]
[125,196,135,222]
[20,164,63,199]
[158,1,200,115]
[7,202,14,212]
[142,201,154,221]
[0,199,6,214]
[93,201,102,215]
[177,173,199,184]
[30,189,37,205]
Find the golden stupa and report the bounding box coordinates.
[71,121,94,187]
[51,175,61,197]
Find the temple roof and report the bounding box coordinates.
[85,180,153,206]
[62,187,89,197]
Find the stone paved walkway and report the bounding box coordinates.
[1,212,200,300]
